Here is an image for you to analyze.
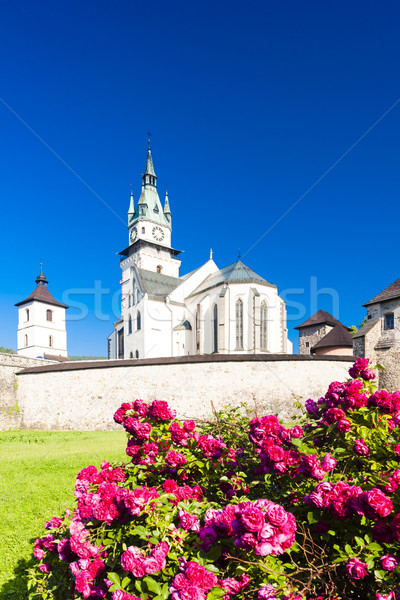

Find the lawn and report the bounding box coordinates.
[0,429,127,599]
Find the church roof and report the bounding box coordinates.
[294,310,344,330]
[188,260,277,297]
[311,324,354,350]
[363,278,400,306]
[136,267,181,297]
[15,268,68,309]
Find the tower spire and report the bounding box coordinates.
[143,133,156,187]
[128,189,135,224]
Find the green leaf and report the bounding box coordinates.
[367,542,382,552]
[144,577,162,596]
[121,577,131,589]
[206,545,222,561]
[208,587,226,598]
[107,573,121,587]
[354,536,364,547]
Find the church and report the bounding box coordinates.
[107,141,293,359]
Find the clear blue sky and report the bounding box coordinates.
[1,1,400,355]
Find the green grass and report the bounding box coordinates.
[0,429,127,599]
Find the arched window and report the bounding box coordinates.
[213,304,218,353]
[195,304,201,353]
[24,334,28,347]
[260,301,268,350]
[135,350,139,358]
[235,299,243,350]
[137,310,141,331]
[128,315,132,334]
[156,265,162,274]
[49,335,53,348]
[129,352,133,358]
[25,309,29,322]
[46,309,53,322]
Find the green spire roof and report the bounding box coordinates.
[144,137,156,177]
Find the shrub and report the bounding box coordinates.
[27,359,400,599]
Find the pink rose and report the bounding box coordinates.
[142,556,161,574]
[380,554,398,571]
[240,506,265,532]
[267,445,285,462]
[366,489,393,518]
[346,557,368,579]
[321,453,337,472]
[179,510,200,532]
[354,439,369,456]
[290,425,303,438]
[336,418,351,433]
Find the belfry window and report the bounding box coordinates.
[25,309,29,322]
[46,309,53,322]
[384,313,395,330]
[24,334,28,347]
[260,301,268,350]
[236,299,243,350]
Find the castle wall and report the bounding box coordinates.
[0,353,53,429]
[14,355,354,430]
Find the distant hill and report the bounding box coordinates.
[69,356,107,361]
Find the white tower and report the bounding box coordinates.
[15,265,69,358]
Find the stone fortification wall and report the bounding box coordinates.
[0,353,53,429]
[16,355,354,431]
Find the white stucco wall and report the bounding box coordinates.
[17,302,67,357]
[16,355,354,430]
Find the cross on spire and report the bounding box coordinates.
[147,130,152,149]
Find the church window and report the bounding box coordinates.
[195,304,201,353]
[235,299,243,350]
[129,352,133,358]
[213,304,218,353]
[128,315,132,334]
[135,350,139,358]
[108,339,111,359]
[25,309,29,322]
[142,227,145,234]
[46,309,53,322]
[384,313,395,330]
[156,265,162,274]
[118,329,124,359]
[305,341,310,348]
[49,335,53,348]
[154,204,159,213]
[137,310,141,331]
[24,334,28,347]
[260,301,268,350]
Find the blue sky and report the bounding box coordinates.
[1,1,400,355]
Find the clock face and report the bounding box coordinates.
[130,227,137,243]
[152,226,165,242]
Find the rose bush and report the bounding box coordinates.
[28,359,400,599]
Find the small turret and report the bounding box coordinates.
[35,262,48,286]
[128,190,135,225]
[163,189,171,224]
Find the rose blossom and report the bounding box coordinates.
[258,585,277,599]
[380,554,398,571]
[345,557,368,579]
[354,439,369,456]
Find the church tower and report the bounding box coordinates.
[15,265,68,358]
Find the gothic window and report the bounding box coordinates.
[135,350,139,358]
[128,315,132,334]
[108,339,111,359]
[118,329,124,359]
[137,310,141,331]
[384,313,395,330]
[24,334,28,347]
[235,299,243,350]
[25,309,29,322]
[213,304,218,353]
[141,227,145,234]
[49,335,53,348]
[195,304,201,353]
[130,352,133,358]
[46,309,53,322]
[156,265,162,274]
[260,301,268,350]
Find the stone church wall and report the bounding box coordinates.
[14,355,354,430]
[0,353,53,430]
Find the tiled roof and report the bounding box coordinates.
[363,278,400,306]
[15,284,68,309]
[352,319,380,339]
[136,267,181,297]
[312,324,354,350]
[188,260,276,297]
[294,310,344,330]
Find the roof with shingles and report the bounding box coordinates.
[15,283,68,309]
[294,310,344,330]
[363,278,400,306]
[352,319,380,339]
[188,260,276,297]
[136,267,181,297]
[312,324,354,350]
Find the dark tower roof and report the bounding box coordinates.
[15,265,69,309]
[311,324,354,350]
[294,310,344,330]
[363,278,400,307]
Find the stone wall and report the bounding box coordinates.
[15,354,355,430]
[298,325,333,354]
[0,353,53,429]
